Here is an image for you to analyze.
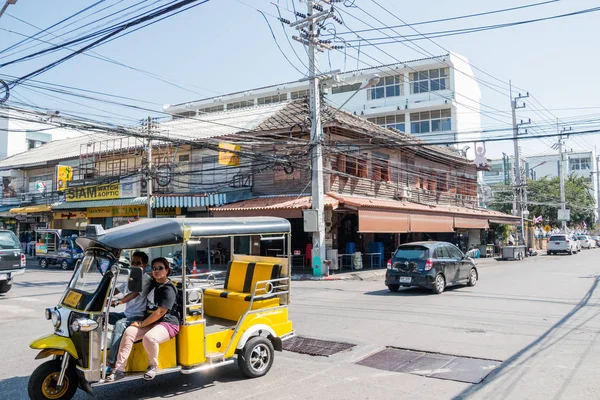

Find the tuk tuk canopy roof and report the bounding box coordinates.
[76,217,291,251]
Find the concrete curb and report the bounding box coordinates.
[291,257,509,281]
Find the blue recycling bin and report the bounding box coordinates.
[345,242,356,255]
[368,242,384,268]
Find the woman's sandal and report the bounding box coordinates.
[143,366,157,381]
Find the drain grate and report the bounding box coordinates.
[357,348,500,384]
[283,336,356,357]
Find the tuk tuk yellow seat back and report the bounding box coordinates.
[203,260,282,321]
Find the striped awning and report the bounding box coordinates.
[152,193,228,208]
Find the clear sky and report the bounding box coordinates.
[1,0,599,159]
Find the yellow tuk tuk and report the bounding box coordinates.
[28,217,294,399]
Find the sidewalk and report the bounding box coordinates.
[291,256,504,281]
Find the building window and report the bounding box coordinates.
[372,153,390,182]
[368,114,405,132]
[290,90,308,99]
[173,111,196,118]
[27,139,44,150]
[199,105,224,114]
[410,68,449,94]
[28,174,52,184]
[410,109,451,134]
[336,153,367,178]
[570,157,591,170]
[331,82,361,94]
[226,100,254,110]
[178,154,190,162]
[367,75,402,100]
[257,94,287,105]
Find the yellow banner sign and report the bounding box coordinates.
[56,165,74,192]
[218,142,241,166]
[53,211,87,220]
[154,207,181,217]
[66,183,120,202]
[88,205,146,218]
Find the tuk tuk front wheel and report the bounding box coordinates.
[28,359,78,400]
[60,260,69,270]
[237,336,274,378]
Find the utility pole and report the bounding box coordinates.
[596,147,600,225]
[146,116,153,219]
[510,81,529,246]
[289,1,337,276]
[556,123,572,232]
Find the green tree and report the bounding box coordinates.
[489,175,596,228]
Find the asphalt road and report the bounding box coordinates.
[2,251,600,400]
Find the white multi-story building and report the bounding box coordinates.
[163,52,482,157]
[0,108,79,159]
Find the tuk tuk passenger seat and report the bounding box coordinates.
[203,260,282,321]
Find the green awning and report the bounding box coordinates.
[52,197,147,210]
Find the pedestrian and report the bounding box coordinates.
[106,251,151,373]
[108,257,180,382]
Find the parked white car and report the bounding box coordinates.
[578,235,597,249]
[547,234,579,255]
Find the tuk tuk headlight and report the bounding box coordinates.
[71,318,98,333]
[44,308,52,320]
[50,309,61,328]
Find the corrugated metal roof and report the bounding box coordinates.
[0,133,138,170]
[161,102,291,141]
[52,197,147,210]
[328,193,519,220]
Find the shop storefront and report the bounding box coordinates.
[211,193,520,272]
[52,211,87,232]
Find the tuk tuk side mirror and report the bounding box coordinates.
[128,267,143,293]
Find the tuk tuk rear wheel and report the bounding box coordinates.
[60,260,69,270]
[40,259,48,269]
[237,336,274,378]
[28,359,78,400]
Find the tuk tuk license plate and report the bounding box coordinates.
[63,291,82,307]
[399,277,411,283]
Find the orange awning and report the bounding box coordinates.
[410,213,454,233]
[359,209,409,233]
[455,217,489,229]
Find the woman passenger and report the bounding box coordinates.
[108,257,180,381]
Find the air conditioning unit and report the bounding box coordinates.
[401,187,412,199]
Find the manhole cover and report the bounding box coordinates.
[357,348,500,384]
[283,336,356,357]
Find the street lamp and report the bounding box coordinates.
[0,0,17,18]
[528,161,547,180]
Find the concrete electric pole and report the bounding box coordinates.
[290,1,339,276]
[510,82,529,246]
[556,123,572,232]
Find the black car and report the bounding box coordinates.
[385,241,478,294]
[0,230,25,294]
